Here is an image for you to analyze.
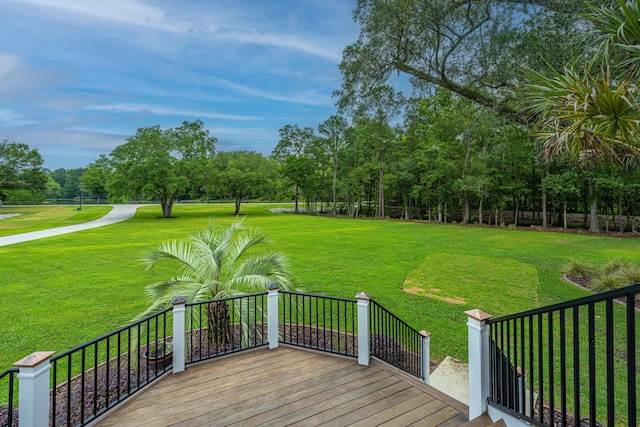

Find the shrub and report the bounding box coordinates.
[590,273,625,292]
[601,259,629,275]
[563,259,595,281]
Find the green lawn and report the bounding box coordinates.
[0,205,112,236]
[1,202,638,375]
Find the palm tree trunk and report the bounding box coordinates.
[207,301,232,346]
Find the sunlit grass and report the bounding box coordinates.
[0,205,112,236]
[1,202,639,375]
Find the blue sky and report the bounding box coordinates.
[0,0,358,170]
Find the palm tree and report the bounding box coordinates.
[526,0,640,166]
[131,217,295,346]
[526,67,640,166]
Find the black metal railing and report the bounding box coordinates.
[0,368,18,427]
[369,299,422,379]
[185,293,268,365]
[49,308,172,427]
[487,283,639,427]
[279,291,357,357]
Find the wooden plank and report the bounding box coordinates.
[233,374,402,426]
[144,359,370,426]
[374,358,469,415]
[347,394,437,427]
[438,412,470,427]
[319,387,424,427]
[377,399,448,426]
[100,351,352,426]
[181,365,386,426]
[283,381,412,426]
[93,347,471,427]
[408,406,462,427]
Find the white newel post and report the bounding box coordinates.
[419,330,431,385]
[171,296,187,374]
[356,292,370,366]
[267,283,279,349]
[14,351,55,427]
[466,309,493,420]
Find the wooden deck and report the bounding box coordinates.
[93,346,469,427]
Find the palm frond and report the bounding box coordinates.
[525,65,640,166]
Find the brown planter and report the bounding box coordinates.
[143,351,173,370]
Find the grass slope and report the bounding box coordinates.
[0,205,112,236]
[1,203,639,374]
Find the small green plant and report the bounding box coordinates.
[563,259,595,280]
[601,259,628,275]
[564,259,640,292]
[619,264,640,285]
[590,273,624,292]
[147,339,172,359]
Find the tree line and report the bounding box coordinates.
[2,0,640,232]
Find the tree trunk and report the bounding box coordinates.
[618,192,623,233]
[294,184,299,214]
[234,196,241,215]
[161,199,174,218]
[541,186,548,228]
[207,301,232,346]
[478,198,484,225]
[332,157,338,216]
[463,194,470,224]
[378,158,385,219]
[563,201,568,229]
[589,181,598,232]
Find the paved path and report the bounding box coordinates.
[0,204,143,247]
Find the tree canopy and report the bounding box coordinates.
[108,120,216,218]
[209,151,275,215]
[0,140,48,202]
[337,0,604,122]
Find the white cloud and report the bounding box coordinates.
[209,27,342,62]
[0,109,36,126]
[0,53,66,97]
[84,104,263,121]
[6,0,184,32]
[209,78,331,107]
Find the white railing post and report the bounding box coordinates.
[420,330,431,385]
[171,296,187,374]
[466,309,493,420]
[14,351,55,427]
[267,283,279,349]
[356,292,370,366]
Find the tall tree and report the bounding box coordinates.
[108,120,216,218]
[272,124,315,213]
[80,155,111,203]
[318,115,349,214]
[0,140,48,202]
[337,0,597,123]
[209,151,275,215]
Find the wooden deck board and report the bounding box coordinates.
[92,346,469,427]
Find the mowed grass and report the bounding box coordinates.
[0,205,112,236]
[1,203,639,374]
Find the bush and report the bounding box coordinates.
[564,259,640,292]
[563,259,595,280]
[590,273,624,292]
[3,189,45,203]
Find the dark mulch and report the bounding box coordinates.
[564,275,640,311]
[534,403,606,427]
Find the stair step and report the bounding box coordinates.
[460,414,506,427]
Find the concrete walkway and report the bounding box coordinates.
[0,204,143,247]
